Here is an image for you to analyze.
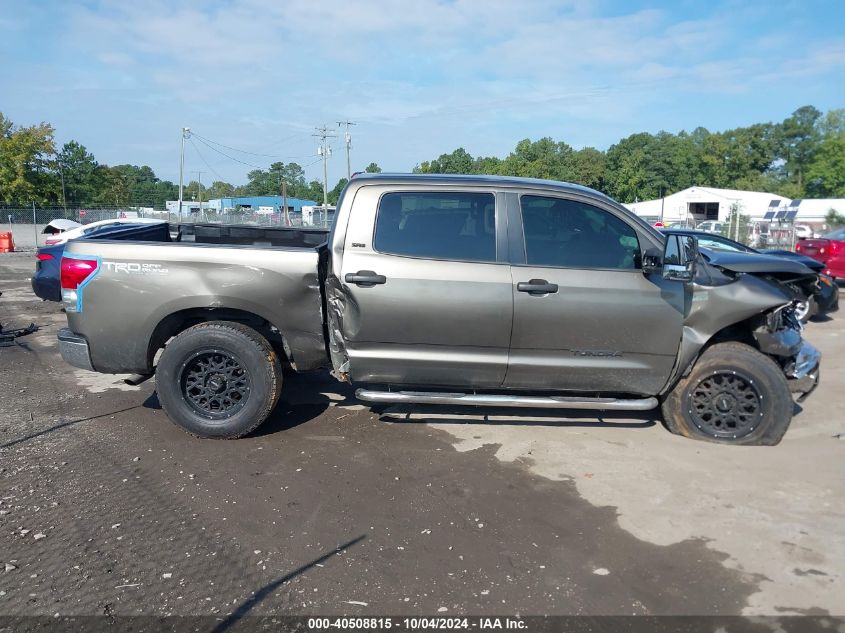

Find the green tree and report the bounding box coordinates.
[780,105,822,190]
[817,109,845,138]
[304,180,324,204]
[825,209,845,228]
[241,162,309,198]
[805,135,845,197]
[364,162,382,173]
[329,178,348,204]
[0,113,57,204]
[498,138,574,181]
[416,147,475,174]
[473,155,502,174]
[57,141,100,205]
[97,166,131,207]
[205,180,235,199]
[570,147,606,190]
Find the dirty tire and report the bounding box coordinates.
[661,342,792,446]
[156,321,282,439]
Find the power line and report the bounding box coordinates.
[191,131,313,161]
[254,129,313,152]
[191,132,329,186]
[189,138,226,183]
[192,135,265,170]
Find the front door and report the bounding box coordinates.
[505,193,684,394]
[337,187,513,388]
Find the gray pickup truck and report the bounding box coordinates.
[57,174,820,445]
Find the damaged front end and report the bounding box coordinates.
[752,304,820,401]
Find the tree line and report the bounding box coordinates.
[2,106,843,210]
[414,106,845,202]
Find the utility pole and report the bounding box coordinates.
[313,125,336,224]
[178,127,190,219]
[193,170,204,218]
[57,158,67,214]
[281,178,289,226]
[337,120,356,180]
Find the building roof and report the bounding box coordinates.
[625,186,845,221]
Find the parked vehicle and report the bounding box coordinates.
[662,229,839,322]
[44,218,165,245]
[32,222,171,301]
[793,224,815,240]
[695,220,725,234]
[42,218,81,239]
[796,228,845,279]
[57,174,820,445]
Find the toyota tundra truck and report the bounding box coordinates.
[56,174,820,445]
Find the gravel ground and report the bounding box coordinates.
[0,251,842,622]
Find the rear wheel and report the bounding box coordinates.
[661,342,793,445]
[156,321,282,438]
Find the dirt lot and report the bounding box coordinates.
[0,251,843,618]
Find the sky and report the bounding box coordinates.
[1,0,844,188]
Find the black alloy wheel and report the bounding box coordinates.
[180,350,251,420]
[688,370,763,439]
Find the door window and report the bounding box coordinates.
[374,192,496,262]
[520,196,640,269]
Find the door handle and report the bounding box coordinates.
[345,270,387,287]
[517,279,558,295]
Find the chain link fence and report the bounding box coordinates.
[1,206,333,250]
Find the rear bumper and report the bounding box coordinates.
[57,328,95,372]
[31,273,61,302]
[786,341,820,402]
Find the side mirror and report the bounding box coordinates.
[662,234,697,282]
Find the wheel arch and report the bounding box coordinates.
[662,312,785,397]
[147,307,291,372]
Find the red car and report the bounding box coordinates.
[796,228,845,279]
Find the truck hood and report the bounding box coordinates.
[700,248,816,276]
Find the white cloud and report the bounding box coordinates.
[4,0,843,185]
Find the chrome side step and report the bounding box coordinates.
[355,389,658,411]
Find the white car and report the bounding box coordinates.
[794,224,814,239]
[44,218,165,245]
[695,220,725,234]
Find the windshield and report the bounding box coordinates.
[695,236,746,252]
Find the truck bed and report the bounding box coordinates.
[61,223,329,375]
[174,223,329,248]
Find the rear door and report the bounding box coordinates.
[504,192,684,395]
[335,186,513,388]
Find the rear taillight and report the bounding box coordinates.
[36,253,54,261]
[60,257,99,312]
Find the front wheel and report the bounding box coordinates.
[156,321,283,438]
[661,342,793,445]
[793,295,817,323]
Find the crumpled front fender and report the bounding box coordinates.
[664,273,794,394]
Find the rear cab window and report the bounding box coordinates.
[374,191,496,262]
